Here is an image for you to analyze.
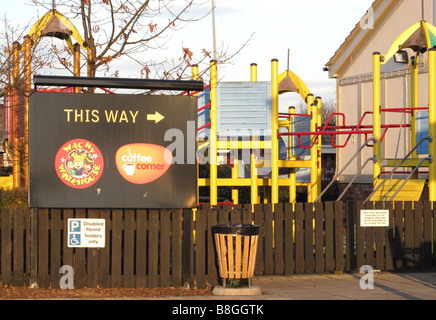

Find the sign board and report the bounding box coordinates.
[360,210,390,227]
[29,92,198,208]
[68,219,105,248]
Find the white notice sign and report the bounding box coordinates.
[360,210,389,227]
[68,219,105,248]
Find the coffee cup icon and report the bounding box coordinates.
[123,163,135,176]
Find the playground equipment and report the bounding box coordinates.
[316,20,436,203]
[4,10,91,189]
[195,59,323,206]
[368,20,436,202]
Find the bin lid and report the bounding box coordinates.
[212,224,259,236]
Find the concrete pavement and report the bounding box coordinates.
[162,272,436,300]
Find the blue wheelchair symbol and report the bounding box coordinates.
[69,234,81,246]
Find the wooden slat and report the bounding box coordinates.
[356,201,365,270]
[325,202,335,272]
[264,204,274,275]
[206,209,218,286]
[135,210,148,288]
[1,208,12,285]
[253,204,264,275]
[274,204,284,275]
[414,202,423,269]
[334,202,344,272]
[49,209,61,288]
[111,209,123,288]
[304,203,314,274]
[86,209,100,288]
[123,210,135,288]
[423,202,433,269]
[148,210,159,288]
[219,234,227,278]
[375,202,386,271]
[194,210,207,288]
[284,203,294,275]
[214,233,223,278]
[227,234,234,279]
[172,209,183,287]
[242,235,250,278]
[12,208,24,287]
[295,203,304,274]
[385,202,395,271]
[248,235,259,278]
[38,209,49,288]
[404,202,414,269]
[394,202,404,270]
[99,209,111,288]
[315,202,324,273]
[235,235,242,279]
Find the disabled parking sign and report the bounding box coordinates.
[68,219,105,248]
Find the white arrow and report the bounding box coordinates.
[147,111,165,124]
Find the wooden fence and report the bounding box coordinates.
[0,201,435,289]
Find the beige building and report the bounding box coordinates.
[325,0,436,200]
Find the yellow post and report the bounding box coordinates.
[74,43,81,93]
[428,48,436,202]
[250,63,258,82]
[411,55,419,159]
[288,106,296,203]
[316,96,322,198]
[12,41,21,189]
[251,153,258,206]
[232,156,239,204]
[210,60,218,205]
[271,59,279,205]
[373,52,382,184]
[23,36,31,189]
[308,95,317,202]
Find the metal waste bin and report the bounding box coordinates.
[212,224,259,287]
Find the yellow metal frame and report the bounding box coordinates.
[198,59,321,206]
[372,21,436,201]
[9,10,86,189]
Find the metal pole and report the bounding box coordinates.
[288,106,296,203]
[23,36,31,189]
[271,59,279,205]
[210,60,218,205]
[429,48,436,202]
[212,0,217,61]
[373,52,382,184]
[411,55,419,159]
[12,41,20,189]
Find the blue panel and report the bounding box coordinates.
[217,82,271,138]
[292,116,311,157]
[416,110,429,155]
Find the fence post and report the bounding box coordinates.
[30,208,38,287]
[182,208,193,287]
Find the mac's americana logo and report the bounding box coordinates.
[115,143,173,184]
[55,139,104,189]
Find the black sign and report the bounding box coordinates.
[29,92,198,208]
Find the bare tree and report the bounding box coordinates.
[28,0,251,83]
[296,97,336,125]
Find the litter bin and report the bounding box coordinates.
[212,224,259,287]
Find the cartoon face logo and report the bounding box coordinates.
[55,139,104,189]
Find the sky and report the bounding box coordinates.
[2,0,376,109]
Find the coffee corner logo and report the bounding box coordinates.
[55,139,104,189]
[115,143,173,184]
